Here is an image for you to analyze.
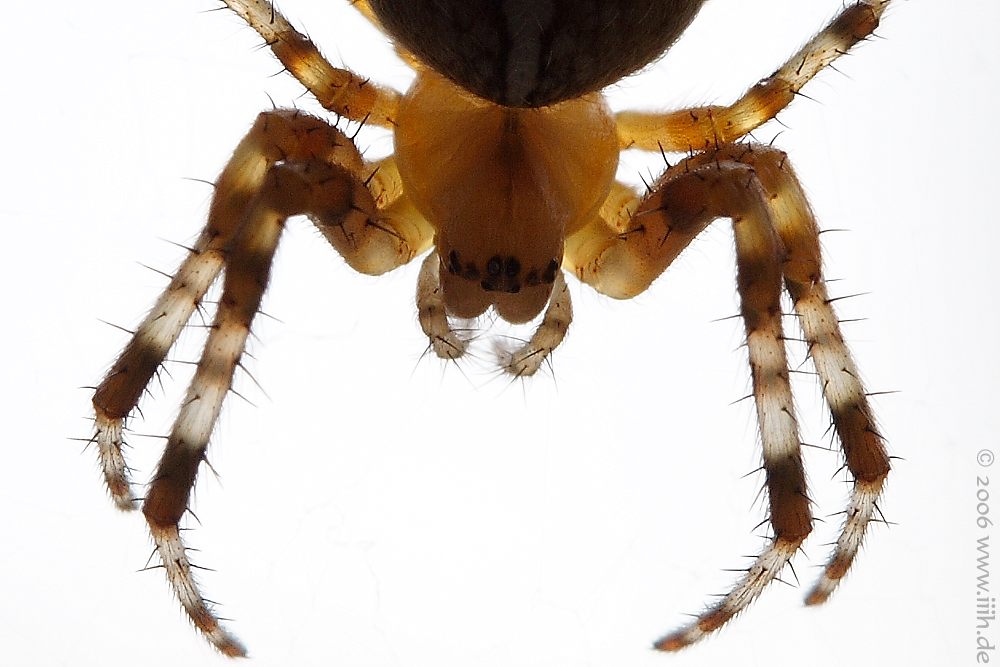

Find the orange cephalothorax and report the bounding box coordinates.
[395,70,618,322]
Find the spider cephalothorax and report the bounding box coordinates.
[396,69,617,321]
[91,0,893,657]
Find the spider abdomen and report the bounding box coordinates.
[395,71,618,322]
[370,0,707,107]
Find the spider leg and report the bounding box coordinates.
[569,143,889,647]
[742,147,890,604]
[615,1,891,152]
[94,227,223,510]
[92,114,308,508]
[96,109,428,656]
[568,155,814,649]
[223,0,401,127]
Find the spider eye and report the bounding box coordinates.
[480,255,521,292]
[439,247,559,323]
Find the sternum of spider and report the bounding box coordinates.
[394,69,619,323]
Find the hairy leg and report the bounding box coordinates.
[223,0,401,126]
[570,143,889,645]
[616,1,891,152]
[94,109,430,655]
[739,146,891,604]
[93,237,226,509]
[657,192,810,648]
[568,156,813,648]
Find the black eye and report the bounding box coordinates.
[486,255,502,276]
[504,257,521,277]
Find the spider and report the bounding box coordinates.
[91,0,893,657]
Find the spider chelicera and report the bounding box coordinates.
[91,0,892,656]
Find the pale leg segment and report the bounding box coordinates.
[616,1,892,152]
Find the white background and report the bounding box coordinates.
[2,1,994,665]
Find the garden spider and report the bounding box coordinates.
[91,0,893,657]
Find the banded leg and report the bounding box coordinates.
[95,109,428,656]
[567,156,813,649]
[92,110,386,507]
[569,144,889,647]
[223,0,400,126]
[93,237,225,510]
[616,1,891,152]
[93,109,348,507]
[736,146,891,604]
